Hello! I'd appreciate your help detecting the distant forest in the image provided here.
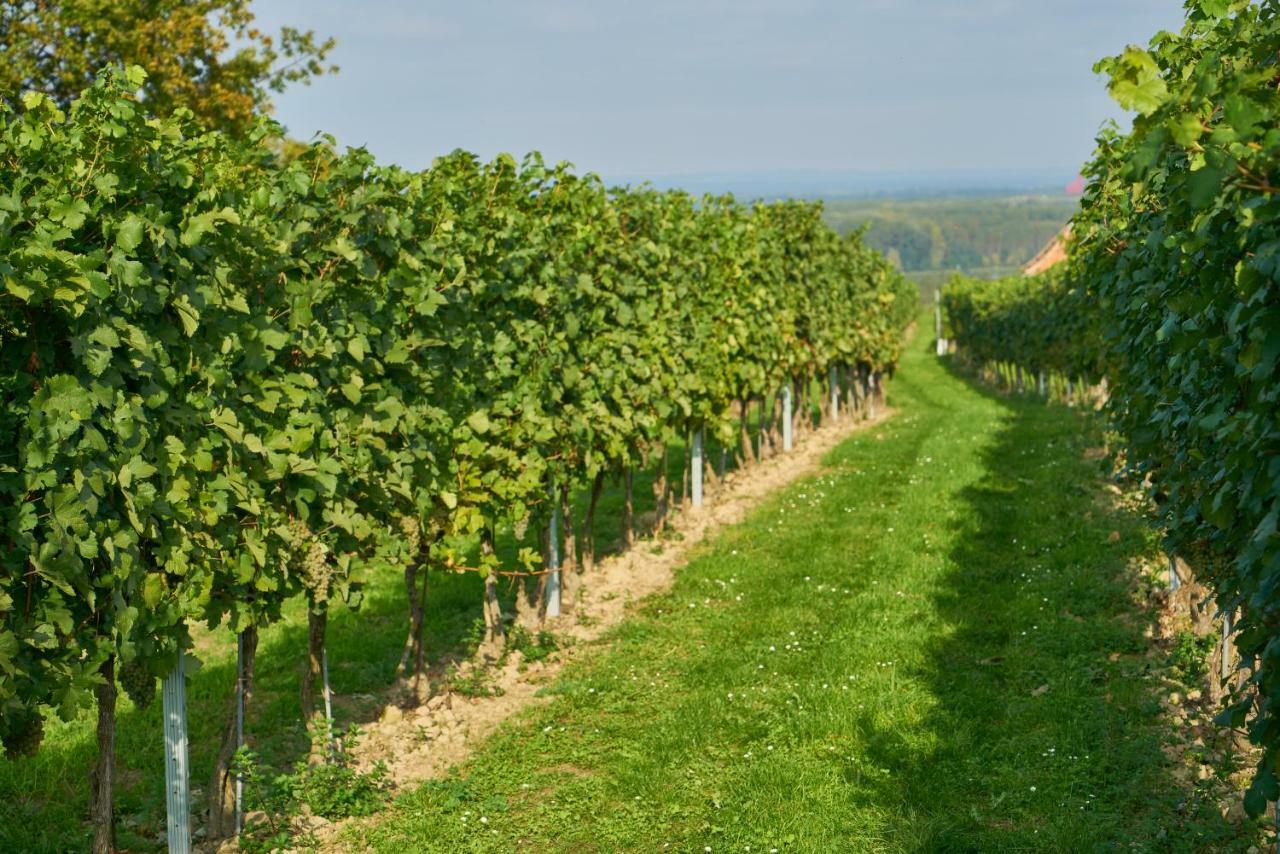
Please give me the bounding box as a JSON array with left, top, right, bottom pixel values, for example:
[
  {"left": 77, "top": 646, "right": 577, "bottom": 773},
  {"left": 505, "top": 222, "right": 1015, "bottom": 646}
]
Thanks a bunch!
[{"left": 822, "top": 195, "right": 1077, "bottom": 276}]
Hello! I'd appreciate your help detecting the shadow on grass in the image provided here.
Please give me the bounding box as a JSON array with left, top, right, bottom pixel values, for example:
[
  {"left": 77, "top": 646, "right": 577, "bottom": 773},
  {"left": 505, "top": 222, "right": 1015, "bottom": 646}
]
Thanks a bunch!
[{"left": 852, "top": 356, "right": 1247, "bottom": 851}]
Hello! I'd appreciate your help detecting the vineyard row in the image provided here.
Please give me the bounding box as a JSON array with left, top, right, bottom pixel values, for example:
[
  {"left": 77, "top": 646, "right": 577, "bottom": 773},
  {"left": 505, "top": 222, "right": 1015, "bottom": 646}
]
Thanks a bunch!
[
  {"left": 0, "top": 67, "right": 917, "bottom": 849},
  {"left": 937, "top": 0, "right": 1280, "bottom": 819}
]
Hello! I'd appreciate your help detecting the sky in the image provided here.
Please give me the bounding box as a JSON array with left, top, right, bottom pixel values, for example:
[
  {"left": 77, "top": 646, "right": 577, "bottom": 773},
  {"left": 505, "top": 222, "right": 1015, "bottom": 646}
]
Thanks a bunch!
[{"left": 253, "top": 0, "right": 1186, "bottom": 192}]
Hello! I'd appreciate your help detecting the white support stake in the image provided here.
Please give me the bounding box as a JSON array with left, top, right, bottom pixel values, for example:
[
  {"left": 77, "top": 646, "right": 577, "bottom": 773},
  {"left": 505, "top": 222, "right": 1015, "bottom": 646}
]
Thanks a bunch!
[
  {"left": 691, "top": 429, "right": 704, "bottom": 508},
  {"left": 1038, "top": 371, "right": 1046, "bottom": 398},
  {"left": 546, "top": 486, "right": 561, "bottom": 618},
  {"left": 234, "top": 633, "right": 245, "bottom": 834},
  {"left": 322, "top": 648, "right": 333, "bottom": 724},
  {"left": 829, "top": 366, "right": 839, "bottom": 423},
  {"left": 322, "top": 645, "right": 335, "bottom": 754},
  {"left": 935, "top": 293, "right": 947, "bottom": 356},
  {"left": 1168, "top": 554, "right": 1180, "bottom": 593},
  {"left": 163, "top": 649, "right": 191, "bottom": 854},
  {"left": 781, "top": 385, "right": 793, "bottom": 452},
  {"left": 1222, "top": 610, "right": 1235, "bottom": 683}
]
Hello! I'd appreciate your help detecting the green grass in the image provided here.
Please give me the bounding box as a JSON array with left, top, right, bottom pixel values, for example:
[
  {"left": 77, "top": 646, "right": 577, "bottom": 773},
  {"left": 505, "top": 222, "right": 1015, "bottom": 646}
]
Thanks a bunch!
[{"left": 344, "top": 336, "right": 1259, "bottom": 852}]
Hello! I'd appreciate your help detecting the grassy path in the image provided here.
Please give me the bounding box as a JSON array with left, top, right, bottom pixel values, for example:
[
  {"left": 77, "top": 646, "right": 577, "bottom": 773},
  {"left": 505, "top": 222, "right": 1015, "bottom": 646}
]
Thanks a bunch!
[{"left": 347, "top": 337, "right": 1247, "bottom": 852}]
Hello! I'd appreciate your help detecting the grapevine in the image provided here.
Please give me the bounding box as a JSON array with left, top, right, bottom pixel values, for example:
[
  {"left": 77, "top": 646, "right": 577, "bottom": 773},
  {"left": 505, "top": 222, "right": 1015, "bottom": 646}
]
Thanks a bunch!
[
  {"left": 941, "top": 0, "right": 1280, "bottom": 814},
  {"left": 0, "top": 66, "right": 915, "bottom": 846}
]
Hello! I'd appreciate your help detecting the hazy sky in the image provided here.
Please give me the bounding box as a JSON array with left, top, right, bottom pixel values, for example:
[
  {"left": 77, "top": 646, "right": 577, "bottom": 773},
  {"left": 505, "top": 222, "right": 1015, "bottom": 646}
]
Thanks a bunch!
[{"left": 253, "top": 0, "right": 1185, "bottom": 183}]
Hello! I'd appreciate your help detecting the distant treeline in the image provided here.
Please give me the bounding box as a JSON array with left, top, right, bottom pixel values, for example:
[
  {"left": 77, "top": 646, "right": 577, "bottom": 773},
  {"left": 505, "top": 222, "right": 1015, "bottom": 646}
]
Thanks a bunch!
[{"left": 822, "top": 195, "right": 1077, "bottom": 274}]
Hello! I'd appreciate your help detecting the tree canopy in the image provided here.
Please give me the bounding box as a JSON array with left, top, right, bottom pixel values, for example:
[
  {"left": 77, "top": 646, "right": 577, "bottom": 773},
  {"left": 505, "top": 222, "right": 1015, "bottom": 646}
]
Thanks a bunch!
[{"left": 0, "top": 0, "right": 336, "bottom": 134}]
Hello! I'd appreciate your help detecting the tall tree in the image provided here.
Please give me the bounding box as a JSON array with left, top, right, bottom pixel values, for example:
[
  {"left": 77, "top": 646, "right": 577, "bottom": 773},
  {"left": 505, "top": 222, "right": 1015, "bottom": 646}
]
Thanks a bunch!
[{"left": 0, "top": 0, "right": 336, "bottom": 133}]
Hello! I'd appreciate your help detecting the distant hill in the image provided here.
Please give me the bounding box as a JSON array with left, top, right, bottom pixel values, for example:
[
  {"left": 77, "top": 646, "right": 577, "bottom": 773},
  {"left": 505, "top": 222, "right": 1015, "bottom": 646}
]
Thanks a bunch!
[
  {"left": 820, "top": 195, "right": 1078, "bottom": 292},
  {"left": 604, "top": 169, "right": 1078, "bottom": 200}
]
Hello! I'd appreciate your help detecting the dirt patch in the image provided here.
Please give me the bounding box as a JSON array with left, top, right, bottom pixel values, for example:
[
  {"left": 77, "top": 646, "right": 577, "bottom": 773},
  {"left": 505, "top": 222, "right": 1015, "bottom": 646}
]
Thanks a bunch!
[
  {"left": 1134, "top": 547, "right": 1262, "bottom": 832},
  {"left": 545, "top": 763, "right": 595, "bottom": 778},
  {"left": 337, "top": 408, "right": 895, "bottom": 830}
]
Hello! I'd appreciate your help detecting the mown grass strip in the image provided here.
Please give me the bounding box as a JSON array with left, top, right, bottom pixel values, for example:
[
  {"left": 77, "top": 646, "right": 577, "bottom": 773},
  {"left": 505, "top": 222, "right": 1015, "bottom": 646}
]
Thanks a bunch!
[{"left": 347, "top": 337, "right": 1256, "bottom": 852}]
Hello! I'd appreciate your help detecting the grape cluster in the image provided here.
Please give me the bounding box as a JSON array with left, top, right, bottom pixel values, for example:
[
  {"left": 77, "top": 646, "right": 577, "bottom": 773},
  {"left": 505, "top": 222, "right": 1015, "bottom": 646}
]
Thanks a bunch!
[
  {"left": 301, "top": 539, "right": 331, "bottom": 604},
  {"left": 1, "top": 709, "right": 44, "bottom": 759},
  {"left": 398, "top": 515, "right": 421, "bottom": 558},
  {"left": 283, "top": 519, "right": 331, "bottom": 602},
  {"left": 119, "top": 659, "right": 156, "bottom": 711},
  {"left": 284, "top": 517, "right": 311, "bottom": 551}
]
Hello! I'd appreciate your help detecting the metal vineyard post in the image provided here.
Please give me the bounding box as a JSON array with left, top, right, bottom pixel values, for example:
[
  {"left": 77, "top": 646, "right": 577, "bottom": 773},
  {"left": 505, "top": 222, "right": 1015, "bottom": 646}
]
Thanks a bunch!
[
  {"left": 235, "top": 635, "right": 246, "bottom": 834},
  {"left": 547, "top": 486, "right": 562, "bottom": 618},
  {"left": 782, "top": 385, "right": 793, "bottom": 451},
  {"left": 935, "top": 288, "right": 948, "bottom": 356},
  {"left": 829, "top": 366, "right": 839, "bottom": 423},
  {"left": 692, "top": 429, "right": 704, "bottom": 508},
  {"left": 163, "top": 651, "right": 191, "bottom": 854}
]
